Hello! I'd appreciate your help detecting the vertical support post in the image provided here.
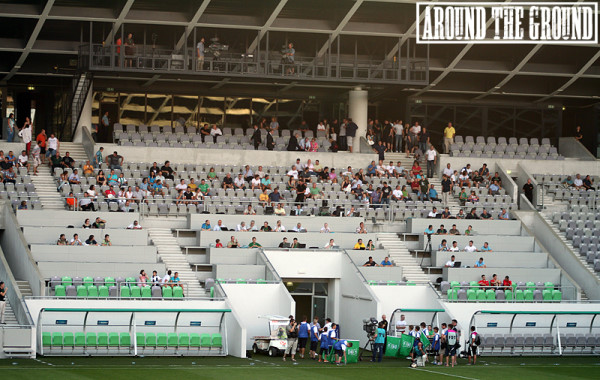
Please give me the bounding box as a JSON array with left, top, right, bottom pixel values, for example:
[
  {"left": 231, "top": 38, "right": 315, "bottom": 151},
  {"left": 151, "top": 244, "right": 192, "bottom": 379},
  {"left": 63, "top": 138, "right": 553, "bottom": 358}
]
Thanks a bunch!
[
  {"left": 89, "top": 21, "right": 93, "bottom": 69},
  {"left": 337, "top": 35, "right": 340, "bottom": 78},
  {"left": 397, "top": 36, "right": 401, "bottom": 81},
  {"left": 265, "top": 31, "right": 269, "bottom": 75},
  {"left": 183, "top": 26, "right": 188, "bottom": 71},
  {"left": 348, "top": 88, "right": 368, "bottom": 153},
  {"left": 144, "top": 93, "right": 147, "bottom": 124},
  {"left": 171, "top": 94, "right": 174, "bottom": 128}
]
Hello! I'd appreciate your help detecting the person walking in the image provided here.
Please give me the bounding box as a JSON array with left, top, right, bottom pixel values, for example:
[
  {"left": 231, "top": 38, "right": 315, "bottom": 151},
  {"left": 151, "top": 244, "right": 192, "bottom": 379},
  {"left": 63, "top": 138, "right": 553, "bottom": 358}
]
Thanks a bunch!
[
  {"left": 426, "top": 145, "right": 437, "bottom": 178},
  {"left": 251, "top": 125, "right": 262, "bottom": 150},
  {"left": 443, "top": 122, "right": 455, "bottom": 154},
  {"left": 19, "top": 117, "right": 33, "bottom": 155}
]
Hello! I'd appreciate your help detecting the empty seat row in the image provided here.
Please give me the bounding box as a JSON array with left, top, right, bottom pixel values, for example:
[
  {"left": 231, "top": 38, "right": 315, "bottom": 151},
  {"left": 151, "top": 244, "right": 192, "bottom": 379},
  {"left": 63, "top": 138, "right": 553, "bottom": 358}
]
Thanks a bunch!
[
  {"left": 42, "top": 332, "right": 223, "bottom": 350},
  {"left": 446, "top": 288, "right": 562, "bottom": 302},
  {"left": 52, "top": 284, "right": 184, "bottom": 299},
  {"left": 443, "top": 280, "right": 555, "bottom": 292},
  {"left": 455, "top": 136, "right": 552, "bottom": 147}
]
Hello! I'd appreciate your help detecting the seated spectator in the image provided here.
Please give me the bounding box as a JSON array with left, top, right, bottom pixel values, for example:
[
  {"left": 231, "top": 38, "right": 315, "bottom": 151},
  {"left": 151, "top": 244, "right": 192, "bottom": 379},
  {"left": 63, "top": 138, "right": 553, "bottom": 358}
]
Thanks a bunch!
[
  {"left": 138, "top": 270, "right": 148, "bottom": 287},
  {"left": 227, "top": 236, "right": 239, "bottom": 248},
  {"left": 467, "top": 191, "right": 479, "bottom": 203},
  {"left": 583, "top": 175, "right": 595, "bottom": 190},
  {"left": 259, "top": 189, "right": 269, "bottom": 207},
  {"left": 291, "top": 223, "right": 306, "bottom": 233},
  {"left": 101, "top": 234, "right": 112, "bottom": 246},
  {"left": 478, "top": 275, "right": 490, "bottom": 288},
  {"left": 442, "top": 163, "right": 453, "bottom": 178},
  {"left": 151, "top": 271, "right": 161, "bottom": 285},
  {"left": 458, "top": 170, "right": 470, "bottom": 188},
  {"left": 309, "top": 183, "right": 323, "bottom": 199},
  {"left": 424, "top": 225, "right": 434, "bottom": 235},
  {"left": 466, "top": 208, "right": 479, "bottom": 220},
  {"left": 498, "top": 208, "right": 510, "bottom": 220},
  {"left": 491, "top": 172, "right": 502, "bottom": 186},
  {"left": 458, "top": 188, "right": 468, "bottom": 206},
  {"left": 268, "top": 188, "right": 283, "bottom": 205},
  {"left": 274, "top": 220, "right": 286, "bottom": 232},
  {"left": 488, "top": 180, "right": 500, "bottom": 195},
  {"left": 222, "top": 173, "right": 234, "bottom": 189},
  {"left": 171, "top": 272, "right": 183, "bottom": 292},
  {"left": 445, "top": 255, "right": 456, "bottom": 267},
  {"left": 562, "top": 176, "right": 574, "bottom": 187},
  {"left": 356, "top": 222, "right": 367, "bottom": 234},
  {"left": 260, "top": 222, "right": 273, "bottom": 232},
  {"left": 279, "top": 237, "right": 291, "bottom": 248},
  {"left": 201, "top": 219, "right": 211, "bottom": 230},
  {"left": 236, "top": 222, "right": 248, "bottom": 231},
  {"left": 428, "top": 207, "right": 439, "bottom": 218},
  {"left": 49, "top": 152, "right": 62, "bottom": 170},
  {"left": 502, "top": 276, "right": 512, "bottom": 289},
  {"left": 82, "top": 219, "right": 92, "bottom": 229},
  {"left": 449, "top": 241, "right": 459, "bottom": 252},
  {"left": 244, "top": 205, "right": 256, "bottom": 215},
  {"left": 441, "top": 207, "right": 452, "bottom": 219},
  {"left": 345, "top": 206, "right": 357, "bottom": 217},
  {"left": 127, "top": 220, "right": 142, "bottom": 229},
  {"left": 428, "top": 185, "right": 440, "bottom": 202},
  {"left": 274, "top": 203, "right": 286, "bottom": 216},
  {"left": 380, "top": 257, "right": 392, "bottom": 266},
  {"left": 353, "top": 239, "right": 366, "bottom": 250},
  {"left": 448, "top": 224, "right": 460, "bottom": 235},
  {"left": 234, "top": 174, "right": 246, "bottom": 190},
  {"left": 474, "top": 257, "right": 486, "bottom": 268},
  {"left": 213, "top": 220, "right": 227, "bottom": 231},
  {"left": 251, "top": 175, "right": 262, "bottom": 190},
  {"left": 573, "top": 174, "right": 584, "bottom": 189},
  {"left": 480, "top": 209, "right": 492, "bottom": 219},
  {"left": 62, "top": 152, "right": 75, "bottom": 169},
  {"left": 481, "top": 242, "right": 492, "bottom": 251},
  {"left": 456, "top": 209, "right": 466, "bottom": 219},
  {"left": 490, "top": 274, "right": 501, "bottom": 288},
  {"left": 363, "top": 256, "right": 379, "bottom": 267},
  {"left": 248, "top": 220, "right": 259, "bottom": 231},
  {"left": 320, "top": 223, "right": 331, "bottom": 233},
  {"left": 392, "top": 185, "right": 405, "bottom": 201},
  {"left": 471, "top": 170, "right": 484, "bottom": 188},
  {"left": 85, "top": 235, "right": 98, "bottom": 246},
  {"left": 290, "top": 238, "right": 302, "bottom": 248},
  {"left": 248, "top": 237, "right": 262, "bottom": 248},
  {"left": 366, "top": 239, "right": 375, "bottom": 250},
  {"left": 436, "top": 225, "right": 448, "bottom": 235},
  {"left": 198, "top": 179, "right": 210, "bottom": 196},
  {"left": 82, "top": 160, "right": 94, "bottom": 177},
  {"left": 352, "top": 184, "right": 365, "bottom": 201},
  {"left": 92, "top": 217, "right": 106, "bottom": 229},
  {"left": 57, "top": 234, "right": 68, "bottom": 245},
  {"left": 438, "top": 239, "right": 449, "bottom": 251},
  {"left": 3, "top": 167, "right": 16, "bottom": 184},
  {"left": 215, "top": 239, "right": 223, "bottom": 248},
  {"left": 70, "top": 234, "right": 83, "bottom": 246},
  {"left": 106, "top": 151, "right": 123, "bottom": 170},
  {"left": 464, "top": 240, "right": 478, "bottom": 252},
  {"left": 464, "top": 225, "right": 474, "bottom": 235},
  {"left": 161, "top": 270, "right": 172, "bottom": 287}
]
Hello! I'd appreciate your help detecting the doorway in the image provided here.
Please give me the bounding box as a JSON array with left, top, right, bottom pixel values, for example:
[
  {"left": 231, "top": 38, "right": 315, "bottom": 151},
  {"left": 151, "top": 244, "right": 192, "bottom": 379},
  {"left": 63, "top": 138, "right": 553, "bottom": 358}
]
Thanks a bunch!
[
  {"left": 286, "top": 281, "right": 328, "bottom": 321},
  {"left": 292, "top": 295, "right": 311, "bottom": 320},
  {"left": 99, "top": 102, "right": 119, "bottom": 143}
]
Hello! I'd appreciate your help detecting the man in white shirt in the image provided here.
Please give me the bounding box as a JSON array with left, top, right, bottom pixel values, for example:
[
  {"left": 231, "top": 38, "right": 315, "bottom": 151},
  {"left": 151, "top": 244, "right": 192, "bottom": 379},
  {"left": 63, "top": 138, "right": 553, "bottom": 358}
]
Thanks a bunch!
[
  {"left": 443, "top": 163, "right": 453, "bottom": 178},
  {"left": 445, "top": 255, "right": 456, "bottom": 267},
  {"left": 287, "top": 166, "right": 299, "bottom": 180},
  {"left": 127, "top": 220, "right": 142, "bottom": 229},
  {"left": 449, "top": 241, "right": 460, "bottom": 252},
  {"left": 464, "top": 240, "right": 478, "bottom": 252},
  {"left": 46, "top": 134, "right": 59, "bottom": 158},
  {"left": 324, "top": 239, "right": 336, "bottom": 249},
  {"left": 69, "top": 234, "right": 84, "bottom": 246},
  {"left": 209, "top": 124, "right": 222, "bottom": 143},
  {"left": 426, "top": 145, "right": 437, "bottom": 178},
  {"left": 292, "top": 223, "right": 306, "bottom": 232},
  {"left": 236, "top": 222, "right": 248, "bottom": 231},
  {"left": 175, "top": 179, "right": 187, "bottom": 191},
  {"left": 394, "top": 120, "right": 404, "bottom": 152},
  {"left": 256, "top": 166, "right": 265, "bottom": 179},
  {"left": 161, "top": 270, "right": 172, "bottom": 286},
  {"left": 395, "top": 314, "right": 407, "bottom": 336},
  {"left": 573, "top": 174, "right": 584, "bottom": 189},
  {"left": 213, "top": 220, "right": 227, "bottom": 231},
  {"left": 392, "top": 185, "right": 403, "bottom": 201},
  {"left": 428, "top": 207, "right": 438, "bottom": 218},
  {"left": 234, "top": 174, "right": 246, "bottom": 190},
  {"left": 320, "top": 223, "right": 331, "bottom": 233}
]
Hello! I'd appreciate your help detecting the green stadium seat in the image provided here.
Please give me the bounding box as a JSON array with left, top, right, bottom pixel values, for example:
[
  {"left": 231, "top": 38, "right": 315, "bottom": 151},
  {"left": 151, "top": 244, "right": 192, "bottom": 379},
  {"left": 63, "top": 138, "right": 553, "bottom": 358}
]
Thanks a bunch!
[
  {"left": 211, "top": 333, "right": 223, "bottom": 348},
  {"left": 136, "top": 333, "right": 145, "bottom": 347},
  {"left": 97, "top": 332, "right": 109, "bottom": 346},
  {"left": 87, "top": 285, "right": 98, "bottom": 298},
  {"left": 98, "top": 285, "right": 109, "bottom": 298},
  {"left": 63, "top": 332, "right": 74, "bottom": 347},
  {"left": 104, "top": 277, "right": 116, "bottom": 288},
  {"left": 552, "top": 290, "right": 562, "bottom": 301},
  {"left": 505, "top": 289, "right": 513, "bottom": 300},
  {"left": 210, "top": 287, "right": 215, "bottom": 298},
  {"left": 74, "top": 332, "right": 85, "bottom": 347},
  {"left": 476, "top": 289, "right": 486, "bottom": 301},
  {"left": 467, "top": 289, "right": 476, "bottom": 301},
  {"left": 386, "top": 281, "right": 397, "bottom": 286},
  {"left": 236, "top": 278, "right": 246, "bottom": 284},
  {"left": 83, "top": 276, "right": 94, "bottom": 286},
  {"left": 141, "top": 286, "right": 151, "bottom": 298},
  {"left": 524, "top": 289, "right": 534, "bottom": 301},
  {"left": 406, "top": 281, "right": 416, "bottom": 286},
  {"left": 450, "top": 288, "right": 458, "bottom": 300},
  {"left": 450, "top": 281, "right": 460, "bottom": 289},
  {"left": 157, "top": 333, "right": 168, "bottom": 347},
  {"left": 368, "top": 280, "right": 377, "bottom": 285},
  {"left": 544, "top": 282, "right": 554, "bottom": 290},
  {"left": 179, "top": 333, "right": 190, "bottom": 347},
  {"left": 469, "top": 281, "right": 479, "bottom": 288},
  {"left": 76, "top": 285, "right": 88, "bottom": 297},
  {"left": 256, "top": 279, "right": 266, "bottom": 284},
  {"left": 543, "top": 289, "right": 553, "bottom": 301},
  {"left": 55, "top": 285, "right": 66, "bottom": 297},
  {"left": 486, "top": 289, "right": 496, "bottom": 301},
  {"left": 51, "top": 332, "right": 63, "bottom": 347},
  {"left": 162, "top": 287, "right": 173, "bottom": 298},
  {"left": 189, "top": 333, "right": 200, "bottom": 347},
  {"left": 61, "top": 276, "right": 72, "bottom": 286},
  {"left": 85, "top": 332, "right": 97, "bottom": 347},
  {"left": 515, "top": 289, "right": 524, "bottom": 301},
  {"left": 108, "top": 332, "right": 119, "bottom": 346},
  {"left": 173, "top": 286, "right": 183, "bottom": 298},
  {"left": 168, "top": 333, "right": 178, "bottom": 347},
  {"left": 120, "top": 333, "right": 131, "bottom": 347},
  {"left": 42, "top": 332, "right": 51, "bottom": 347},
  {"left": 526, "top": 282, "right": 536, "bottom": 291},
  {"left": 200, "top": 333, "right": 211, "bottom": 347},
  {"left": 446, "top": 289, "right": 452, "bottom": 300},
  {"left": 145, "top": 333, "right": 157, "bottom": 347},
  {"left": 120, "top": 286, "right": 131, "bottom": 298},
  {"left": 126, "top": 277, "right": 136, "bottom": 285},
  {"left": 130, "top": 286, "right": 141, "bottom": 298}
]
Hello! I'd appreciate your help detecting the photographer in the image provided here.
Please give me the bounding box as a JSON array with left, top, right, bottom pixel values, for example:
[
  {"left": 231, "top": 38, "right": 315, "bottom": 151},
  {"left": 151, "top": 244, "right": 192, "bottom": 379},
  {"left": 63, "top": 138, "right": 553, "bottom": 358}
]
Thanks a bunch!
[
  {"left": 371, "top": 321, "right": 386, "bottom": 362},
  {"left": 283, "top": 316, "right": 298, "bottom": 362}
]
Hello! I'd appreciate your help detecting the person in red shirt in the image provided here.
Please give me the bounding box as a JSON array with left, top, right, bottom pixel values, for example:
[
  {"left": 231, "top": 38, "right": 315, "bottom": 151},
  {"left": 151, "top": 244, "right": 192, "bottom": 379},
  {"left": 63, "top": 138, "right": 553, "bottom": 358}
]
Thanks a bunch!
[
  {"left": 478, "top": 275, "right": 490, "bottom": 288},
  {"left": 411, "top": 160, "right": 422, "bottom": 178},
  {"left": 215, "top": 239, "right": 223, "bottom": 248},
  {"left": 502, "top": 275, "right": 512, "bottom": 290}
]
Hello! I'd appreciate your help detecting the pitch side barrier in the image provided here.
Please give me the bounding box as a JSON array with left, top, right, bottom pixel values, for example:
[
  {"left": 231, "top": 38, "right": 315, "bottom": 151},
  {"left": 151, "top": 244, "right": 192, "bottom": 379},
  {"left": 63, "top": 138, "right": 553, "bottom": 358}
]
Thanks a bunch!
[{"left": 468, "top": 310, "right": 600, "bottom": 356}]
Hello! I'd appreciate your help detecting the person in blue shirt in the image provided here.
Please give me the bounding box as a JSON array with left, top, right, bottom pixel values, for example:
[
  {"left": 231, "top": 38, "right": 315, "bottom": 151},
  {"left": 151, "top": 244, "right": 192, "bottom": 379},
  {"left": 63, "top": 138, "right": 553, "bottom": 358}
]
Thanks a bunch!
[
  {"left": 201, "top": 219, "right": 211, "bottom": 231},
  {"left": 380, "top": 257, "right": 393, "bottom": 266},
  {"left": 318, "top": 327, "right": 329, "bottom": 362},
  {"left": 309, "top": 317, "right": 321, "bottom": 359},
  {"left": 372, "top": 321, "right": 386, "bottom": 362},
  {"left": 438, "top": 239, "right": 449, "bottom": 251},
  {"left": 367, "top": 160, "right": 377, "bottom": 177},
  {"left": 481, "top": 242, "right": 492, "bottom": 252},
  {"left": 297, "top": 316, "right": 310, "bottom": 359},
  {"left": 474, "top": 257, "right": 487, "bottom": 268},
  {"left": 498, "top": 208, "right": 510, "bottom": 220},
  {"left": 432, "top": 326, "right": 442, "bottom": 365},
  {"left": 334, "top": 339, "right": 353, "bottom": 365},
  {"left": 428, "top": 184, "right": 440, "bottom": 201},
  {"left": 424, "top": 225, "right": 434, "bottom": 235}
]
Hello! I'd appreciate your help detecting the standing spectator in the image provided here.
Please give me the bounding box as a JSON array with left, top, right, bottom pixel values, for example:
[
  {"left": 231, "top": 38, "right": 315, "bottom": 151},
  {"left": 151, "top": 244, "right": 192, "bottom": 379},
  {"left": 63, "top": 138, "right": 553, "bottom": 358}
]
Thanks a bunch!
[
  {"left": 18, "top": 117, "right": 32, "bottom": 154},
  {"left": 101, "top": 111, "right": 110, "bottom": 142},
  {"left": 523, "top": 178, "right": 534, "bottom": 204},
  {"left": 373, "top": 140, "right": 386, "bottom": 162},
  {"left": 124, "top": 33, "right": 135, "bottom": 67},
  {"left": 0, "top": 281, "right": 5, "bottom": 324},
  {"left": 346, "top": 118, "right": 358, "bottom": 153},
  {"left": 418, "top": 126, "right": 430, "bottom": 154},
  {"left": 283, "top": 316, "right": 298, "bottom": 362},
  {"left": 266, "top": 129, "right": 275, "bottom": 151},
  {"left": 287, "top": 133, "right": 301, "bottom": 151},
  {"left": 6, "top": 113, "right": 16, "bottom": 142},
  {"left": 574, "top": 125, "right": 583, "bottom": 142},
  {"left": 441, "top": 174, "right": 452, "bottom": 205},
  {"left": 284, "top": 42, "right": 295, "bottom": 74},
  {"left": 426, "top": 145, "right": 437, "bottom": 178},
  {"left": 34, "top": 129, "right": 47, "bottom": 164},
  {"left": 251, "top": 125, "right": 261, "bottom": 150},
  {"left": 394, "top": 120, "right": 404, "bottom": 153},
  {"left": 196, "top": 37, "right": 205, "bottom": 70},
  {"left": 443, "top": 122, "right": 455, "bottom": 154},
  {"left": 94, "top": 147, "right": 104, "bottom": 168}
]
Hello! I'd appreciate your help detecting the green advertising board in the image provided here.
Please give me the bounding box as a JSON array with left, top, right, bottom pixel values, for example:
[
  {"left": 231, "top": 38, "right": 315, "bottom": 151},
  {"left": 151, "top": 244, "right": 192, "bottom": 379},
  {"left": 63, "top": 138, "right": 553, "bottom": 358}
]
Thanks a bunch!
[
  {"left": 385, "top": 336, "right": 401, "bottom": 357},
  {"left": 398, "top": 334, "right": 415, "bottom": 357},
  {"left": 346, "top": 340, "right": 360, "bottom": 363}
]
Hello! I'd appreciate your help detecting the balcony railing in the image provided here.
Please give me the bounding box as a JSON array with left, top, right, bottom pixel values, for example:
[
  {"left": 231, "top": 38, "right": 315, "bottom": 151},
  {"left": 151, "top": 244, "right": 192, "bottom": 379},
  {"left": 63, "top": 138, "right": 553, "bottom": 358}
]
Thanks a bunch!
[{"left": 79, "top": 44, "right": 428, "bottom": 85}]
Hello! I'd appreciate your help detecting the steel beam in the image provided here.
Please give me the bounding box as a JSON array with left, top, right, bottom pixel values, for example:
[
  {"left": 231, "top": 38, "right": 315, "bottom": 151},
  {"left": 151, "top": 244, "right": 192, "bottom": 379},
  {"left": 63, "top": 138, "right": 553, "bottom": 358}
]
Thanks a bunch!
[
  {"left": 247, "top": 0, "right": 288, "bottom": 54},
  {"left": 104, "top": 0, "right": 136, "bottom": 44},
  {"left": 174, "top": 0, "right": 212, "bottom": 51},
  {"left": 315, "top": 0, "right": 364, "bottom": 58}
]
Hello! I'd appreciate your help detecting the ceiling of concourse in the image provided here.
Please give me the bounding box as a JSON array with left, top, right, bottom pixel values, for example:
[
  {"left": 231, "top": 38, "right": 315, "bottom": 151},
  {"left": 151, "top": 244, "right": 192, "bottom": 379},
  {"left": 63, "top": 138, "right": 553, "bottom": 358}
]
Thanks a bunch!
[{"left": 0, "top": 0, "right": 597, "bottom": 106}]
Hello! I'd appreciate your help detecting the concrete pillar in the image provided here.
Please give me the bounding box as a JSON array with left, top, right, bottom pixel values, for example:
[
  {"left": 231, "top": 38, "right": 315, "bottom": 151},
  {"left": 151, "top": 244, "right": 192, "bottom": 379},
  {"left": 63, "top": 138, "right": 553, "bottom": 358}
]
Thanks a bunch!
[
  {"left": 73, "top": 80, "right": 93, "bottom": 143},
  {"left": 348, "top": 87, "right": 368, "bottom": 153}
]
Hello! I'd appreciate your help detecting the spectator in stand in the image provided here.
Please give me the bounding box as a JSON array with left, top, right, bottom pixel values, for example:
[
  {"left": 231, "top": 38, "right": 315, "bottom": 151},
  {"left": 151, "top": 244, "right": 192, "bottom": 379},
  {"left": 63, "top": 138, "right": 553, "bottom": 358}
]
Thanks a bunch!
[
  {"left": 441, "top": 207, "right": 452, "bottom": 219},
  {"left": 480, "top": 209, "right": 492, "bottom": 219},
  {"left": 127, "top": 220, "right": 142, "bottom": 229},
  {"left": 438, "top": 239, "right": 449, "bottom": 251},
  {"left": 363, "top": 256, "right": 379, "bottom": 267},
  {"left": 441, "top": 174, "right": 452, "bottom": 205},
  {"left": 490, "top": 274, "right": 501, "bottom": 288},
  {"left": 210, "top": 124, "right": 222, "bottom": 143},
  {"left": 436, "top": 225, "right": 448, "bottom": 234},
  {"left": 366, "top": 239, "right": 375, "bottom": 250},
  {"left": 425, "top": 145, "right": 437, "bottom": 178},
  {"left": 466, "top": 208, "right": 480, "bottom": 220},
  {"left": 354, "top": 239, "right": 366, "bottom": 250},
  {"left": 85, "top": 235, "right": 98, "bottom": 246},
  {"left": 248, "top": 237, "right": 262, "bottom": 248},
  {"left": 279, "top": 237, "right": 291, "bottom": 248},
  {"left": 467, "top": 191, "right": 479, "bottom": 203},
  {"left": 227, "top": 236, "right": 239, "bottom": 248},
  {"left": 464, "top": 240, "right": 478, "bottom": 252},
  {"left": 106, "top": 151, "right": 123, "bottom": 170},
  {"left": 260, "top": 221, "right": 273, "bottom": 232},
  {"left": 222, "top": 173, "right": 234, "bottom": 189},
  {"left": 522, "top": 178, "right": 534, "bottom": 203},
  {"left": 449, "top": 241, "right": 459, "bottom": 252},
  {"left": 356, "top": 222, "right": 367, "bottom": 234},
  {"left": 445, "top": 255, "right": 456, "bottom": 267},
  {"left": 474, "top": 257, "right": 486, "bottom": 268},
  {"left": 573, "top": 174, "right": 584, "bottom": 190},
  {"left": 380, "top": 257, "right": 392, "bottom": 266},
  {"left": 458, "top": 187, "right": 468, "bottom": 206},
  {"left": 274, "top": 203, "right": 286, "bottom": 216},
  {"left": 57, "top": 234, "right": 68, "bottom": 245},
  {"left": 449, "top": 224, "right": 460, "bottom": 235},
  {"left": 498, "top": 208, "right": 510, "bottom": 220},
  {"left": 583, "top": 175, "right": 595, "bottom": 190},
  {"left": 428, "top": 184, "right": 440, "bottom": 202},
  {"left": 320, "top": 223, "right": 331, "bottom": 233},
  {"left": 101, "top": 234, "right": 112, "bottom": 246},
  {"left": 443, "top": 122, "right": 455, "bottom": 154},
  {"left": 481, "top": 242, "right": 492, "bottom": 251},
  {"left": 478, "top": 275, "right": 490, "bottom": 289},
  {"left": 488, "top": 180, "right": 500, "bottom": 195},
  {"left": 213, "top": 220, "right": 227, "bottom": 231},
  {"left": 502, "top": 276, "right": 512, "bottom": 290},
  {"left": 70, "top": 234, "right": 83, "bottom": 246},
  {"left": 464, "top": 225, "right": 474, "bottom": 235}
]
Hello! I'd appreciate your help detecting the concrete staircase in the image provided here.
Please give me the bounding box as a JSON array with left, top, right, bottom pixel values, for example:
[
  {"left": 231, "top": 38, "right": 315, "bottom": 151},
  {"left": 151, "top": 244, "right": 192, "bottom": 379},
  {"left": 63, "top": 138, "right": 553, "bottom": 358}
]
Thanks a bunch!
[
  {"left": 59, "top": 142, "right": 88, "bottom": 162},
  {"left": 16, "top": 281, "right": 32, "bottom": 298},
  {"left": 428, "top": 176, "right": 462, "bottom": 214},
  {"left": 377, "top": 232, "right": 429, "bottom": 283},
  {"left": 31, "top": 164, "right": 64, "bottom": 210},
  {"left": 148, "top": 228, "right": 205, "bottom": 298},
  {"left": 1, "top": 300, "right": 18, "bottom": 325}
]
